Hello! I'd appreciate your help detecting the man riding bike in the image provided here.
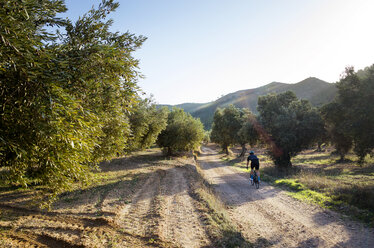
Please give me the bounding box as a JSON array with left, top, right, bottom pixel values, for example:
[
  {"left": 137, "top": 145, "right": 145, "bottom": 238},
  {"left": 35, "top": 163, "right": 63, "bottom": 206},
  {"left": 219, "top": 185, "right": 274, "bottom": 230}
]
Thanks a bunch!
[{"left": 246, "top": 151, "right": 260, "bottom": 183}]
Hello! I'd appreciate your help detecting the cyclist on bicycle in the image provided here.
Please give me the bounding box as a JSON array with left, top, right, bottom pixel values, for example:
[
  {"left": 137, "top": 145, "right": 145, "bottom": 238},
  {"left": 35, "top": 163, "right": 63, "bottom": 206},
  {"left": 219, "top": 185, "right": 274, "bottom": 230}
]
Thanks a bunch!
[{"left": 246, "top": 151, "right": 260, "bottom": 183}]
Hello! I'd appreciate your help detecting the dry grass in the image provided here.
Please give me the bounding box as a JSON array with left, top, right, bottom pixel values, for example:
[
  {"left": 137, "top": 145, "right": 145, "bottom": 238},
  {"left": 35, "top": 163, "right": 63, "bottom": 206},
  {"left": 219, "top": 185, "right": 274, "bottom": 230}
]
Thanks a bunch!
[
  {"left": 227, "top": 146, "right": 374, "bottom": 226},
  {"left": 265, "top": 149, "right": 374, "bottom": 226}
]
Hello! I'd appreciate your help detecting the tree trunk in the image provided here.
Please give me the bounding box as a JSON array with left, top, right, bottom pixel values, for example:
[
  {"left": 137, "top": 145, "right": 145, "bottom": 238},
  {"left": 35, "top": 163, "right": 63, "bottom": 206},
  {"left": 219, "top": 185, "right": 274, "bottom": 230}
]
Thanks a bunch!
[
  {"left": 275, "top": 153, "right": 292, "bottom": 168},
  {"left": 239, "top": 144, "right": 247, "bottom": 157},
  {"left": 167, "top": 147, "right": 173, "bottom": 156},
  {"left": 223, "top": 144, "right": 231, "bottom": 155},
  {"left": 338, "top": 153, "right": 345, "bottom": 162}
]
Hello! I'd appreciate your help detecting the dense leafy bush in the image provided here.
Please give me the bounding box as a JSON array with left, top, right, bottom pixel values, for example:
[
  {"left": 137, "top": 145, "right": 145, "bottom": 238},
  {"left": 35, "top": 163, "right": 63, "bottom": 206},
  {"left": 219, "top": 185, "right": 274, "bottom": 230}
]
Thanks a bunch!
[
  {"left": 322, "top": 65, "right": 374, "bottom": 163},
  {"left": 0, "top": 0, "right": 145, "bottom": 203},
  {"left": 157, "top": 108, "right": 204, "bottom": 155},
  {"left": 211, "top": 105, "right": 246, "bottom": 154},
  {"left": 127, "top": 99, "right": 168, "bottom": 151},
  {"left": 257, "top": 91, "right": 324, "bottom": 167}
]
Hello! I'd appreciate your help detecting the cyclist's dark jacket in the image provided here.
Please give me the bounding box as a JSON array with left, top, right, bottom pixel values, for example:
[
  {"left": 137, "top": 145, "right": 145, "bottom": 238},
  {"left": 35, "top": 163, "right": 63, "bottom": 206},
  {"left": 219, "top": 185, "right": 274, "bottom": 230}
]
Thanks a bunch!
[{"left": 247, "top": 154, "right": 259, "bottom": 167}]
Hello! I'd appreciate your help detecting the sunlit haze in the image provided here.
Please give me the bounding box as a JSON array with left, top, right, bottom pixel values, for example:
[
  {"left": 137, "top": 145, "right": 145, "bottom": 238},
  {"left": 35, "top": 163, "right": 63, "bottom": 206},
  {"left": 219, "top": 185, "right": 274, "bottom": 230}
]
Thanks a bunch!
[{"left": 64, "top": 0, "right": 374, "bottom": 105}]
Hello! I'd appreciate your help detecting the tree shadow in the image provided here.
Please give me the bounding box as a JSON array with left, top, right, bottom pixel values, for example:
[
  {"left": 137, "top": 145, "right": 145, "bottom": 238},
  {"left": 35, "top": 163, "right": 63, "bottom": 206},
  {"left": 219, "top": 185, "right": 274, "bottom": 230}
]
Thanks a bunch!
[
  {"left": 296, "top": 237, "right": 323, "bottom": 248},
  {"left": 311, "top": 208, "right": 374, "bottom": 247},
  {"left": 99, "top": 151, "right": 166, "bottom": 172},
  {"left": 292, "top": 154, "right": 333, "bottom": 164}
]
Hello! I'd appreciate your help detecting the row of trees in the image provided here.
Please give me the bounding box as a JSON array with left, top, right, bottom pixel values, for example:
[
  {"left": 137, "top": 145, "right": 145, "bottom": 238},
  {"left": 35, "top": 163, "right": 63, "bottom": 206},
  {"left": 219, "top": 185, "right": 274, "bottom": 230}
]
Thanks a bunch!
[
  {"left": 322, "top": 66, "right": 374, "bottom": 163},
  {"left": 211, "top": 92, "right": 324, "bottom": 167},
  {"left": 211, "top": 65, "right": 374, "bottom": 167},
  {"left": 1, "top": 0, "right": 142, "bottom": 202},
  {"left": 0, "top": 0, "right": 204, "bottom": 204},
  {"left": 128, "top": 100, "right": 205, "bottom": 156}
]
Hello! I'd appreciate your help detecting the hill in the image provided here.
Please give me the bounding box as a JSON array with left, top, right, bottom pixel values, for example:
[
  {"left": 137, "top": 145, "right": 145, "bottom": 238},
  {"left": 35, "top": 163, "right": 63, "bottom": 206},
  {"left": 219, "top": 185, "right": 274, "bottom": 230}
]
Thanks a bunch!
[
  {"left": 162, "top": 77, "right": 337, "bottom": 129},
  {"left": 158, "top": 102, "right": 206, "bottom": 113}
]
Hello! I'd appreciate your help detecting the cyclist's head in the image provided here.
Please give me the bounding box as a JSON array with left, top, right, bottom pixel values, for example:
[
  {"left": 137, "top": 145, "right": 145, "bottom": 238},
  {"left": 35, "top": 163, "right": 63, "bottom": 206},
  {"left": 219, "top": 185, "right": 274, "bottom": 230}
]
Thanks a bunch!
[{"left": 249, "top": 151, "right": 254, "bottom": 155}]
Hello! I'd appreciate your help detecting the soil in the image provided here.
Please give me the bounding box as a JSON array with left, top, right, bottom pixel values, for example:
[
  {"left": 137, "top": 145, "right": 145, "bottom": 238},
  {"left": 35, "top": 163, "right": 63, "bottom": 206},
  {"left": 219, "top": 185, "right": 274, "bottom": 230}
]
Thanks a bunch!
[
  {"left": 0, "top": 150, "right": 209, "bottom": 248},
  {"left": 197, "top": 145, "right": 374, "bottom": 248},
  {"left": 1, "top": 146, "right": 373, "bottom": 247}
]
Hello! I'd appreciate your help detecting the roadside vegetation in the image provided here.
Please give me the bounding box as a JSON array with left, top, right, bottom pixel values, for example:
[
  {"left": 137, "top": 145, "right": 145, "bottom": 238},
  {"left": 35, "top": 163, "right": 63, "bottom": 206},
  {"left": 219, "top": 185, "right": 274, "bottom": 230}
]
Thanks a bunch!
[{"left": 265, "top": 151, "right": 374, "bottom": 226}]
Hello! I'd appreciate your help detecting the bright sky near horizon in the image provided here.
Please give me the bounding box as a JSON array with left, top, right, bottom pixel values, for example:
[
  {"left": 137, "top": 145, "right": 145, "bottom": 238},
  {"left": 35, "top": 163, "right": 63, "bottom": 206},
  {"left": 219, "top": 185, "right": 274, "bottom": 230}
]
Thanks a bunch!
[{"left": 64, "top": 0, "right": 374, "bottom": 105}]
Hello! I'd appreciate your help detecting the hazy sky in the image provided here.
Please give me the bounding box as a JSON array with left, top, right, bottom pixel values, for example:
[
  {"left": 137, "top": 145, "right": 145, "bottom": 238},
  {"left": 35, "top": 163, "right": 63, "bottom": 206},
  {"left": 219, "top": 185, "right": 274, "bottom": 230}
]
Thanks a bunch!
[{"left": 64, "top": 0, "right": 374, "bottom": 105}]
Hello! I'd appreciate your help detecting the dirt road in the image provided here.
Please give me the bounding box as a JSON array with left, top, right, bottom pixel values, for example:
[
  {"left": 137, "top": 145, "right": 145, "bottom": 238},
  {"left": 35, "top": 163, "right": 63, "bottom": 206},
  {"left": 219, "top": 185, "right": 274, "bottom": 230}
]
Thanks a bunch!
[
  {"left": 197, "top": 146, "right": 374, "bottom": 247},
  {"left": 2, "top": 147, "right": 373, "bottom": 247},
  {"left": 0, "top": 150, "right": 210, "bottom": 248},
  {"left": 117, "top": 164, "right": 209, "bottom": 248}
]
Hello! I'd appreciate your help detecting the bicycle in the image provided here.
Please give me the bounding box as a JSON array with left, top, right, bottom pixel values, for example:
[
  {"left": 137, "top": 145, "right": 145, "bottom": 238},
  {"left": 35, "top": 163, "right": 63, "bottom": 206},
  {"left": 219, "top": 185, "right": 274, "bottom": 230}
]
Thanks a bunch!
[{"left": 250, "top": 171, "right": 260, "bottom": 189}]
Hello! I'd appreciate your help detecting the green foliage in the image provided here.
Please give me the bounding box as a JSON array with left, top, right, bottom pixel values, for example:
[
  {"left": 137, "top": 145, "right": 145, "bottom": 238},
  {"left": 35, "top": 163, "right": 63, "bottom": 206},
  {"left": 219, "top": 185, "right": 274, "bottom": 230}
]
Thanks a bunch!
[
  {"left": 258, "top": 91, "right": 325, "bottom": 167},
  {"left": 321, "top": 102, "right": 352, "bottom": 160},
  {"left": 210, "top": 105, "right": 247, "bottom": 154},
  {"left": 237, "top": 111, "right": 259, "bottom": 147},
  {"left": 156, "top": 108, "right": 204, "bottom": 155},
  {"left": 203, "top": 130, "right": 211, "bottom": 143},
  {"left": 322, "top": 65, "right": 374, "bottom": 162},
  {"left": 127, "top": 98, "right": 168, "bottom": 151},
  {"left": 0, "top": 0, "right": 145, "bottom": 204}
]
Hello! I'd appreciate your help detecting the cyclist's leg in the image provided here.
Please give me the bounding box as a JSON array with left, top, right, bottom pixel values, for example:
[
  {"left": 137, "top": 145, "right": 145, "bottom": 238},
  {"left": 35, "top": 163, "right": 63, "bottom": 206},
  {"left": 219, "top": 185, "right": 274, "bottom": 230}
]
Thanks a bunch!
[
  {"left": 250, "top": 166, "right": 254, "bottom": 181},
  {"left": 256, "top": 164, "right": 260, "bottom": 182}
]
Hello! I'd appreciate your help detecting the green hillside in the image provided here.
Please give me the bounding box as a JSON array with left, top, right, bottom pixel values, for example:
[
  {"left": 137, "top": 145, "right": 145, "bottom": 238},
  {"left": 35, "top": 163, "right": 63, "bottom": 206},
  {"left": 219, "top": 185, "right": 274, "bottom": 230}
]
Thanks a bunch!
[
  {"left": 161, "top": 77, "right": 337, "bottom": 129},
  {"left": 159, "top": 102, "right": 206, "bottom": 113}
]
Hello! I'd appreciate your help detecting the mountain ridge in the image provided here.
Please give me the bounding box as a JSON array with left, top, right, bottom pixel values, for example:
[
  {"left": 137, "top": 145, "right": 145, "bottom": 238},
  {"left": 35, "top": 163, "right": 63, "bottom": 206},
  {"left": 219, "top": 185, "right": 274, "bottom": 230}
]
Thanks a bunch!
[{"left": 159, "top": 77, "right": 337, "bottom": 129}]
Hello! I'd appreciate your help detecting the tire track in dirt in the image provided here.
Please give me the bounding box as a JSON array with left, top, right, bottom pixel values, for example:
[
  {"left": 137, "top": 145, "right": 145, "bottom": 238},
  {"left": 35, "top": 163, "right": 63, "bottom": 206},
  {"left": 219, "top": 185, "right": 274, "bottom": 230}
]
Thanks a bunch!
[
  {"left": 0, "top": 199, "right": 151, "bottom": 247},
  {"left": 157, "top": 166, "right": 209, "bottom": 248},
  {"left": 198, "top": 146, "right": 374, "bottom": 248},
  {"left": 0, "top": 207, "right": 118, "bottom": 248},
  {"left": 117, "top": 164, "right": 210, "bottom": 247},
  {"left": 0, "top": 203, "right": 112, "bottom": 246},
  {"left": 117, "top": 169, "right": 164, "bottom": 240},
  {"left": 1, "top": 151, "right": 208, "bottom": 247}
]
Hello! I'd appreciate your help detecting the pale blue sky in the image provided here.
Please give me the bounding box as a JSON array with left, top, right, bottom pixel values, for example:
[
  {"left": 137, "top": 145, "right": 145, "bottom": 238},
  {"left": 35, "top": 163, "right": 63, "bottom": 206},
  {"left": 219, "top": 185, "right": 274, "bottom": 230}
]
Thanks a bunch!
[{"left": 64, "top": 0, "right": 374, "bottom": 104}]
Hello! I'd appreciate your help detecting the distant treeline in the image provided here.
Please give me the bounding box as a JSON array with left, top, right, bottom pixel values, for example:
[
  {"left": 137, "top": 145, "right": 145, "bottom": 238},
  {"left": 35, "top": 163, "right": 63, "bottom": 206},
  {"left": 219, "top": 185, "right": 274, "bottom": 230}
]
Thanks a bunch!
[{"left": 211, "top": 65, "right": 374, "bottom": 167}]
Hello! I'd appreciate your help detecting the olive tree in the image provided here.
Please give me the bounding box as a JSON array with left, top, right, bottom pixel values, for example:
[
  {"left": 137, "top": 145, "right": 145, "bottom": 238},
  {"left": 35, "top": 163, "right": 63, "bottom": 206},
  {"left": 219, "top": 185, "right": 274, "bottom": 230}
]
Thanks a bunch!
[
  {"left": 157, "top": 108, "right": 204, "bottom": 156},
  {"left": 127, "top": 98, "right": 168, "bottom": 151},
  {"left": 0, "top": 0, "right": 145, "bottom": 204},
  {"left": 237, "top": 112, "right": 260, "bottom": 157},
  {"left": 210, "top": 105, "right": 245, "bottom": 155},
  {"left": 321, "top": 65, "right": 374, "bottom": 163},
  {"left": 258, "top": 91, "right": 324, "bottom": 167}
]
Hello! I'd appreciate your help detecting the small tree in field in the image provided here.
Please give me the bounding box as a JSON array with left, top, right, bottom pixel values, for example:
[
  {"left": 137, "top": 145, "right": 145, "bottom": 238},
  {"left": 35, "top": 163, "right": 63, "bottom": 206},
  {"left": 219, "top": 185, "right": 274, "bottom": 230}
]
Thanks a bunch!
[
  {"left": 237, "top": 111, "right": 260, "bottom": 157},
  {"left": 157, "top": 108, "right": 204, "bottom": 155},
  {"left": 258, "top": 91, "right": 324, "bottom": 167},
  {"left": 322, "top": 65, "right": 374, "bottom": 163},
  {"left": 321, "top": 102, "right": 352, "bottom": 160},
  {"left": 127, "top": 98, "right": 168, "bottom": 152},
  {"left": 210, "top": 105, "right": 244, "bottom": 155}
]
